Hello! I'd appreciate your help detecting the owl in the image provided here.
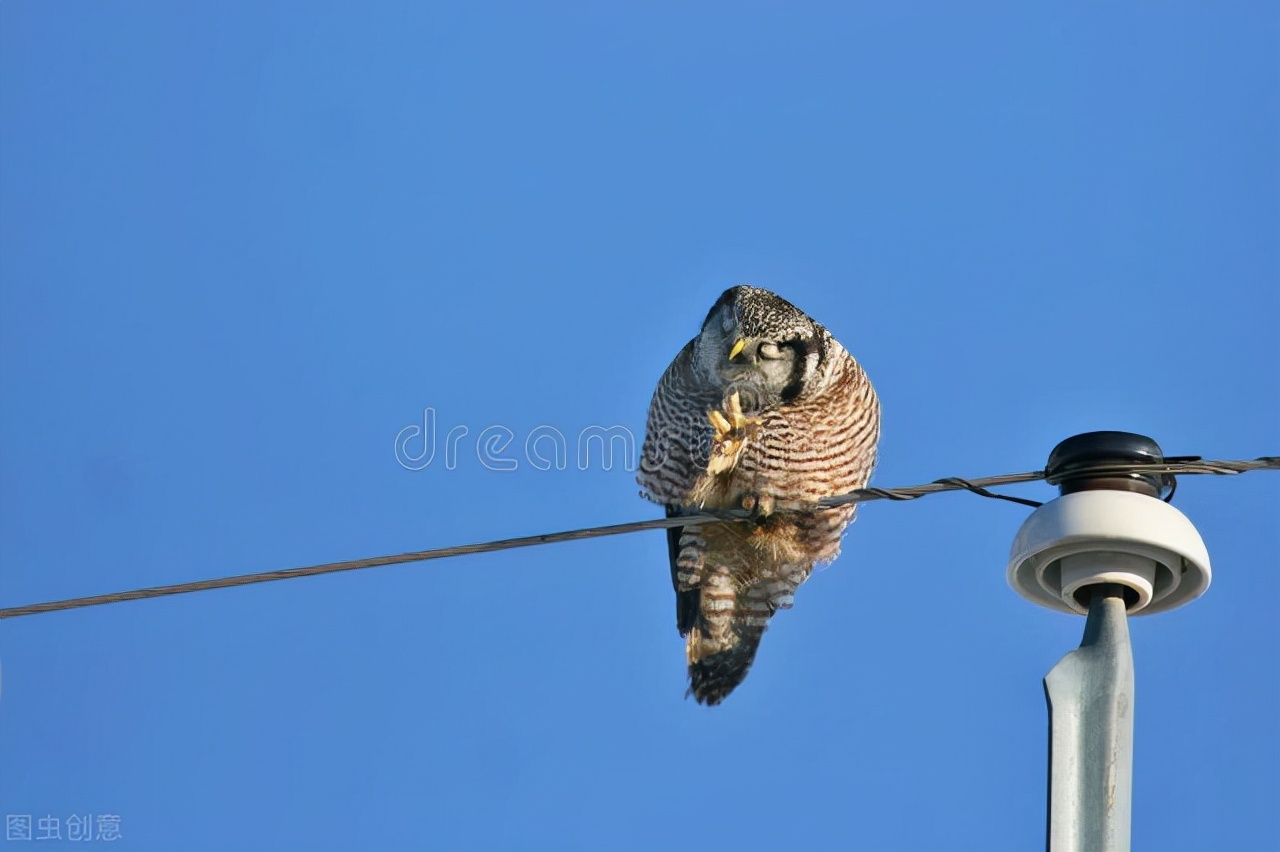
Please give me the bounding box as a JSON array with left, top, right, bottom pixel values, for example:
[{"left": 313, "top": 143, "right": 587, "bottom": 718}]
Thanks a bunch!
[{"left": 638, "top": 285, "right": 880, "bottom": 705}]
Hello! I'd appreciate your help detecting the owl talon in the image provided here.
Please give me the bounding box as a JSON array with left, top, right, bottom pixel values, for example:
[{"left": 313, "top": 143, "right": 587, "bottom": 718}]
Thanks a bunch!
[
  {"left": 708, "top": 408, "right": 733, "bottom": 435},
  {"left": 706, "top": 392, "right": 759, "bottom": 476},
  {"left": 723, "top": 391, "right": 753, "bottom": 433}
]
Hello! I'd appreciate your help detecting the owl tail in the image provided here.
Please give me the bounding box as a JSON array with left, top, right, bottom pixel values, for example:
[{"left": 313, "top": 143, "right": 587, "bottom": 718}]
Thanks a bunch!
[
  {"left": 675, "top": 530, "right": 812, "bottom": 705},
  {"left": 686, "top": 619, "right": 768, "bottom": 706}
]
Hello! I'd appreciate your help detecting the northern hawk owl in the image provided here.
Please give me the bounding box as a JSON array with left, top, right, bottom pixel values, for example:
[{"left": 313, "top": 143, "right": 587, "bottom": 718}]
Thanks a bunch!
[{"left": 638, "top": 285, "right": 880, "bottom": 705}]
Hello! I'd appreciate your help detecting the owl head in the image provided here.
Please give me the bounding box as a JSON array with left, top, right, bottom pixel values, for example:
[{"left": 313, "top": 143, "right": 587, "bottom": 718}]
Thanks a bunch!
[{"left": 693, "top": 285, "right": 829, "bottom": 408}]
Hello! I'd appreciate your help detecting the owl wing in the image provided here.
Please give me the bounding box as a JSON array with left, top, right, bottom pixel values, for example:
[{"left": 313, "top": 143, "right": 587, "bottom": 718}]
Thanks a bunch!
[
  {"left": 638, "top": 340, "right": 719, "bottom": 638},
  {"left": 665, "top": 506, "right": 700, "bottom": 636}
]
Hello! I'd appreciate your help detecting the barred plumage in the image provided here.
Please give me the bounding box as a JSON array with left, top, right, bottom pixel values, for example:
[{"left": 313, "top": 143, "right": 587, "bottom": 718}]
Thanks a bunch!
[{"left": 638, "top": 285, "right": 880, "bottom": 705}]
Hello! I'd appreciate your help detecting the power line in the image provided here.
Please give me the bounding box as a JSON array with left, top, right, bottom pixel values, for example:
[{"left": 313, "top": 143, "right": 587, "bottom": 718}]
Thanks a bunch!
[{"left": 1, "top": 457, "right": 1274, "bottom": 621}]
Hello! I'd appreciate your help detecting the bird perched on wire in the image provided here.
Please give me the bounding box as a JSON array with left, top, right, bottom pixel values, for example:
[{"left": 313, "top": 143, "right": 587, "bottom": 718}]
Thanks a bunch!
[{"left": 638, "top": 285, "right": 880, "bottom": 705}]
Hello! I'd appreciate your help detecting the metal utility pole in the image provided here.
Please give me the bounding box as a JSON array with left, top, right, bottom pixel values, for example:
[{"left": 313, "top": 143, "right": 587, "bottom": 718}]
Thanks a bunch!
[{"left": 1007, "top": 432, "right": 1213, "bottom": 852}]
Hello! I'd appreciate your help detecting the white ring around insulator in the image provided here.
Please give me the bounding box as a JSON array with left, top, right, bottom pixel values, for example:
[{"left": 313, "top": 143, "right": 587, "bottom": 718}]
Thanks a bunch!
[{"left": 1007, "top": 490, "right": 1212, "bottom": 616}]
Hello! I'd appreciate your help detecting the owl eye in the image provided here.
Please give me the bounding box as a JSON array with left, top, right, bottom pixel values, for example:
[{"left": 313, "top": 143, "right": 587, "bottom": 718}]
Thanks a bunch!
[{"left": 757, "top": 341, "right": 787, "bottom": 360}]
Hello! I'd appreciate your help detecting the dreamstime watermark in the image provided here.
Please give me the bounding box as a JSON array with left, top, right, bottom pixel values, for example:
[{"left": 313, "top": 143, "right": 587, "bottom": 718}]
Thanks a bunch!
[{"left": 394, "top": 408, "right": 639, "bottom": 472}]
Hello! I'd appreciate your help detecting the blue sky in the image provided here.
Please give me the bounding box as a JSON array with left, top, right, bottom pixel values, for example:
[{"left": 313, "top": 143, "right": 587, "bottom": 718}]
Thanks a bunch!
[{"left": 1, "top": 2, "right": 1276, "bottom": 850}]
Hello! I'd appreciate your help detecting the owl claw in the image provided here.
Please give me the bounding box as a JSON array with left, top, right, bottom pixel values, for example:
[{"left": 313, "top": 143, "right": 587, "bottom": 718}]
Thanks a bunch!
[
  {"left": 706, "top": 391, "right": 759, "bottom": 476},
  {"left": 708, "top": 408, "right": 733, "bottom": 435},
  {"left": 723, "top": 391, "right": 753, "bottom": 433}
]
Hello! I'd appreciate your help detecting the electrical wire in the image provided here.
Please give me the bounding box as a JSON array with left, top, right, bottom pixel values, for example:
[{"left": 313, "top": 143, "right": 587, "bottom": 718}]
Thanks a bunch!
[{"left": 1, "top": 456, "right": 1275, "bottom": 621}]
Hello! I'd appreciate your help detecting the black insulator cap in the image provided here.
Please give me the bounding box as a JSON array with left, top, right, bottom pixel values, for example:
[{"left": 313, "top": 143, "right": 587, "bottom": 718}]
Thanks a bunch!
[{"left": 1046, "top": 431, "right": 1166, "bottom": 497}]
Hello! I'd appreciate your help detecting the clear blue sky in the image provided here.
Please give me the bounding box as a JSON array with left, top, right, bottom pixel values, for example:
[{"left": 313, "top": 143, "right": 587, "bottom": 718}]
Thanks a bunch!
[{"left": 1, "top": 2, "right": 1276, "bottom": 850}]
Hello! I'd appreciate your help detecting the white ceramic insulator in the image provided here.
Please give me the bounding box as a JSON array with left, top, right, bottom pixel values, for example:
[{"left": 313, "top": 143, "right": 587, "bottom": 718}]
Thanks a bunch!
[{"left": 1008, "top": 489, "right": 1212, "bottom": 616}]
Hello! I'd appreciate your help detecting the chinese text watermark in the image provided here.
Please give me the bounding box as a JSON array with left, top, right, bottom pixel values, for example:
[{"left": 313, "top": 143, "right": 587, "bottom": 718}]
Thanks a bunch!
[{"left": 5, "top": 813, "right": 121, "bottom": 842}]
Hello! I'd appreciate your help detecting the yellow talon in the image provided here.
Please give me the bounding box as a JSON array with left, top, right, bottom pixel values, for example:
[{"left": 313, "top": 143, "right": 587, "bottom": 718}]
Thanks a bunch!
[
  {"left": 724, "top": 391, "right": 748, "bottom": 430},
  {"left": 705, "top": 390, "right": 760, "bottom": 476}
]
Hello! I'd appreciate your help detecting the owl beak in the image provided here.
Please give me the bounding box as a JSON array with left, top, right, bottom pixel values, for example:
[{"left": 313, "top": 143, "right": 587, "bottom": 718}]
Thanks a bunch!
[{"left": 728, "top": 338, "right": 747, "bottom": 361}]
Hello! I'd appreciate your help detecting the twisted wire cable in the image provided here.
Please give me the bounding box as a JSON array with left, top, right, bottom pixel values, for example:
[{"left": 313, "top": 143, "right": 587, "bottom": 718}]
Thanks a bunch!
[{"left": 1, "top": 457, "right": 1274, "bottom": 620}]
